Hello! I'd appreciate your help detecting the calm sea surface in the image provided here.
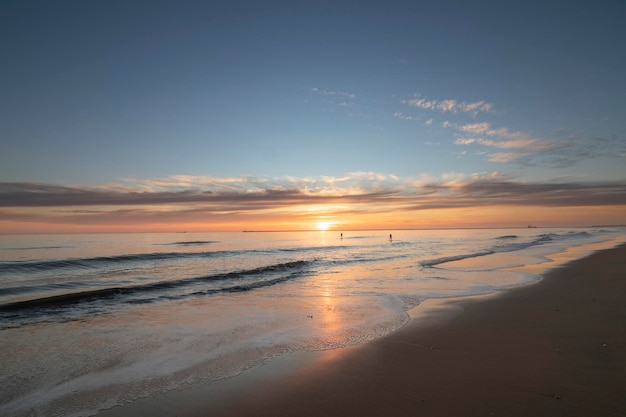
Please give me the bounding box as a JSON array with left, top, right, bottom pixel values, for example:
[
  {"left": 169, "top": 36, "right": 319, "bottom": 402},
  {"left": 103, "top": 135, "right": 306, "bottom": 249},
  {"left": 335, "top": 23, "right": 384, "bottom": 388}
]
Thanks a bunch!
[{"left": 1, "top": 228, "right": 624, "bottom": 416}]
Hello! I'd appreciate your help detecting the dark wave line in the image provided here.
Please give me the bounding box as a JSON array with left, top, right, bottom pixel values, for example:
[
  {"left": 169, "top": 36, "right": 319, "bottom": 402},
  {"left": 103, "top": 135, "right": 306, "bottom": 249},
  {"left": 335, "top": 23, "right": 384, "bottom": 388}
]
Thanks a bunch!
[
  {"left": 420, "top": 250, "right": 495, "bottom": 268},
  {"left": 0, "top": 246, "right": 73, "bottom": 251},
  {"left": 194, "top": 270, "right": 308, "bottom": 295},
  {"left": 0, "top": 238, "right": 365, "bottom": 275},
  {"left": 278, "top": 244, "right": 345, "bottom": 252},
  {"left": 420, "top": 233, "right": 559, "bottom": 268},
  {"left": 0, "top": 281, "right": 89, "bottom": 297},
  {"left": 160, "top": 241, "right": 219, "bottom": 246},
  {"left": 0, "top": 243, "right": 345, "bottom": 274},
  {"left": 0, "top": 250, "right": 240, "bottom": 273},
  {"left": 0, "top": 260, "right": 313, "bottom": 313}
]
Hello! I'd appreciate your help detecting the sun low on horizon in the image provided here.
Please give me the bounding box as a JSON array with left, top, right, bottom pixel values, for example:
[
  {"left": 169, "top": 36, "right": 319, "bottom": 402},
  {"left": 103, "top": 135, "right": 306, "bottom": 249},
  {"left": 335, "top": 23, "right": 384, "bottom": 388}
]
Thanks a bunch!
[{"left": 316, "top": 221, "right": 332, "bottom": 231}]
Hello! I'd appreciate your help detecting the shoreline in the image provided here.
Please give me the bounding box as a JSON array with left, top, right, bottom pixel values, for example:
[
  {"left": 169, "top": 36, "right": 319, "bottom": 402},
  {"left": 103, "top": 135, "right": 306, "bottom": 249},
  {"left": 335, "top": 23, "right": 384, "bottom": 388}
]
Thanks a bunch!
[{"left": 97, "top": 241, "right": 626, "bottom": 417}]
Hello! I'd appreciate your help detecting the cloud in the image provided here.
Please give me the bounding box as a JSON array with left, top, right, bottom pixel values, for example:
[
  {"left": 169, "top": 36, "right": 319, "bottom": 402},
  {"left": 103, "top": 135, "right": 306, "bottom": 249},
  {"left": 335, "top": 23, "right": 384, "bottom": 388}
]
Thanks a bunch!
[
  {"left": 3, "top": 174, "right": 625, "bottom": 232},
  {"left": 487, "top": 153, "right": 521, "bottom": 163},
  {"left": 310, "top": 87, "right": 356, "bottom": 100},
  {"left": 393, "top": 112, "right": 418, "bottom": 121},
  {"left": 0, "top": 173, "right": 401, "bottom": 209},
  {"left": 398, "top": 93, "right": 624, "bottom": 168},
  {"left": 452, "top": 122, "right": 626, "bottom": 167},
  {"left": 403, "top": 94, "right": 494, "bottom": 115},
  {"left": 309, "top": 86, "right": 379, "bottom": 123},
  {"left": 2, "top": 174, "right": 626, "bottom": 213},
  {"left": 452, "top": 122, "right": 571, "bottom": 163},
  {"left": 393, "top": 113, "right": 435, "bottom": 127},
  {"left": 459, "top": 123, "right": 558, "bottom": 150}
]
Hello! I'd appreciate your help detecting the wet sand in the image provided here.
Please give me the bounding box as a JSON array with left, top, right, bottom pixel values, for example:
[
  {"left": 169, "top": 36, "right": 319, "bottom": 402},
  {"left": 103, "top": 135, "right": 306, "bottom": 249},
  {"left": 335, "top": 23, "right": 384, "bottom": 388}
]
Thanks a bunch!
[{"left": 100, "top": 244, "right": 626, "bottom": 417}]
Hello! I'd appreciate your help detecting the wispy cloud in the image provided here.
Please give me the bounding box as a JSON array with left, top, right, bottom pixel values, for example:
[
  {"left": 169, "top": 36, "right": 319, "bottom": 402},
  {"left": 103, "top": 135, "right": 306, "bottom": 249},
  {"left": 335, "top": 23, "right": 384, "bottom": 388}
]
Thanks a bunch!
[
  {"left": 310, "top": 87, "right": 356, "bottom": 100},
  {"left": 403, "top": 94, "right": 494, "bottom": 115},
  {"left": 453, "top": 122, "right": 568, "bottom": 163},
  {"left": 452, "top": 122, "right": 625, "bottom": 167},
  {"left": 308, "top": 86, "right": 382, "bottom": 125},
  {"left": 393, "top": 112, "right": 436, "bottom": 127},
  {"left": 310, "top": 87, "right": 357, "bottom": 109},
  {"left": 393, "top": 112, "right": 419, "bottom": 121},
  {"left": 397, "top": 91, "right": 625, "bottom": 169}
]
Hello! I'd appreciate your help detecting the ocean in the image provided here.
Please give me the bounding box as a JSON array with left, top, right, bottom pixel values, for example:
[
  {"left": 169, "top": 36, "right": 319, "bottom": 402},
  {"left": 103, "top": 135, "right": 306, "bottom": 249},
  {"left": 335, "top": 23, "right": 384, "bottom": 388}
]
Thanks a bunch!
[{"left": 1, "top": 227, "right": 624, "bottom": 416}]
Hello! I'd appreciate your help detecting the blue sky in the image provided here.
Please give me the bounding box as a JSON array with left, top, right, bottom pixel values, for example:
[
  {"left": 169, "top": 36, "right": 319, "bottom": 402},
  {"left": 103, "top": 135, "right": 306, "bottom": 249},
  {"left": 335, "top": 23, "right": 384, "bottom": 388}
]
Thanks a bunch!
[{"left": 1, "top": 0, "right": 625, "bottom": 231}]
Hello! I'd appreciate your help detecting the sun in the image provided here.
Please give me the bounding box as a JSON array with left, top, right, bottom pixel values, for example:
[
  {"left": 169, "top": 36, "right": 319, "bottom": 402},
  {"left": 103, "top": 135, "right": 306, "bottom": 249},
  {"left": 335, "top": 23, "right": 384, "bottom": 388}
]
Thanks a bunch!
[{"left": 316, "top": 222, "right": 331, "bottom": 231}]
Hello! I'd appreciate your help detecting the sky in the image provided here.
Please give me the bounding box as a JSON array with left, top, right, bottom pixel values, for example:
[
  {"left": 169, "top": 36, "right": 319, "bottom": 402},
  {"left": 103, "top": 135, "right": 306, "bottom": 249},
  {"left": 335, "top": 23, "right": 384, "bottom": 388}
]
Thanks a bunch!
[{"left": 1, "top": 0, "right": 625, "bottom": 233}]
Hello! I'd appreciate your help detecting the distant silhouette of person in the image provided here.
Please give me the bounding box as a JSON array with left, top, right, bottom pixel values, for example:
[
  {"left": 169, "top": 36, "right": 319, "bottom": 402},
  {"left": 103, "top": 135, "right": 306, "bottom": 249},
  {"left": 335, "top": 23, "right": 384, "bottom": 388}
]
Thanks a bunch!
[
  {"left": 389, "top": 234, "right": 392, "bottom": 241},
  {"left": 340, "top": 233, "right": 343, "bottom": 239}
]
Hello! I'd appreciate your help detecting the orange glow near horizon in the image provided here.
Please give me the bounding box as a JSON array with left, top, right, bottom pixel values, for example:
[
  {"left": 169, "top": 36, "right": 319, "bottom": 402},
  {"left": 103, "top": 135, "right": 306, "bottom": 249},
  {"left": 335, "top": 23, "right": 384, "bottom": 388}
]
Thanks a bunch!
[{"left": 1, "top": 204, "right": 625, "bottom": 234}]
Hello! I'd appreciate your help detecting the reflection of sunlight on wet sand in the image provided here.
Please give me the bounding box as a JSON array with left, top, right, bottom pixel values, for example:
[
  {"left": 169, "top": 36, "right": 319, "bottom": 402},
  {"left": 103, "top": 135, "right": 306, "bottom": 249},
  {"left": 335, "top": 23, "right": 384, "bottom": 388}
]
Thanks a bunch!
[
  {"left": 315, "top": 342, "right": 353, "bottom": 367},
  {"left": 319, "top": 277, "right": 340, "bottom": 335}
]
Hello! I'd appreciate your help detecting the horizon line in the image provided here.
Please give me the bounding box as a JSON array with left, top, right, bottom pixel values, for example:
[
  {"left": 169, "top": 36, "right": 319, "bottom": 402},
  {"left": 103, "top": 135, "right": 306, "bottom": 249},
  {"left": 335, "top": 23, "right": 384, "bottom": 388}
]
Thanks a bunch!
[{"left": 3, "top": 224, "right": 625, "bottom": 236}]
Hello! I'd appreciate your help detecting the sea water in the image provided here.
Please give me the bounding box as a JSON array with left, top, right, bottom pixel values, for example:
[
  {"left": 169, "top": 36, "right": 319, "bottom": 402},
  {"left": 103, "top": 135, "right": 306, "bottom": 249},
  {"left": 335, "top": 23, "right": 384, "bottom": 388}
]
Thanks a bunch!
[{"left": 1, "top": 227, "right": 624, "bottom": 416}]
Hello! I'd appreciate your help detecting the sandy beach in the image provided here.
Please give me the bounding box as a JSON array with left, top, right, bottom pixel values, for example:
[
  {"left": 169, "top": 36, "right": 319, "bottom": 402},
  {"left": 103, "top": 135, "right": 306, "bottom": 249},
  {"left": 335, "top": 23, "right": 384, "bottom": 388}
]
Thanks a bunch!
[{"left": 99, "top": 243, "right": 626, "bottom": 417}]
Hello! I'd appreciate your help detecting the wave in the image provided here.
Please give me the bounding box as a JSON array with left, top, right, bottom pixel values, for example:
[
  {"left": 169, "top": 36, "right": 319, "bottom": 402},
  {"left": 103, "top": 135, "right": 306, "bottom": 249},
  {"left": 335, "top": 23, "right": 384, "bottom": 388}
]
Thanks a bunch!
[
  {"left": 0, "top": 243, "right": 350, "bottom": 274},
  {"left": 420, "top": 231, "right": 593, "bottom": 268},
  {"left": 538, "top": 231, "right": 592, "bottom": 241},
  {"left": 160, "top": 241, "right": 219, "bottom": 246},
  {"left": 0, "top": 260, "right": 314, "bottom": 314},
  {"left": 420, "top": 250, "right": 494, "bottom": 268},
  {"left": 0, "top": 246, "right": 73, "bottom": 251},
  {"left": 278, "top": 244, "right": 345, "bottom": 252},
  {"left": 0, "top": 250, "right": 241, "bottom": 274},
  {"left": 495, "top": 235, "right": 518, "bottom": 239}
]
